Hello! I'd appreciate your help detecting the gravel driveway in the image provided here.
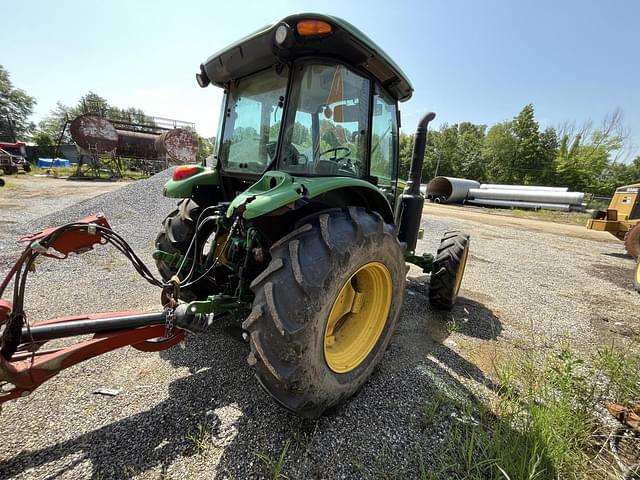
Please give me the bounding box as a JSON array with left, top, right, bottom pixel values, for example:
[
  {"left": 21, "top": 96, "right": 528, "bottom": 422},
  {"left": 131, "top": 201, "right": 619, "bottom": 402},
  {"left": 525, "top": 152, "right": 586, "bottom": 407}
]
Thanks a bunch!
[{"left": 0, "top": 172, "right": 637, "bottom": 479}]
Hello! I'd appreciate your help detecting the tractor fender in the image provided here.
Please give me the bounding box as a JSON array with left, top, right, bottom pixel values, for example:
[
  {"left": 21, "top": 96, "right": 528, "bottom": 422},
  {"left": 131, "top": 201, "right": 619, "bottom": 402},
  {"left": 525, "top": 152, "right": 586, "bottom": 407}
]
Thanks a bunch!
[
  {"left": 228, "top": 171, "right": 395, "bottom": 224},
  {"left": 162, "top": 167, "right": 220, "bottom": 200}
]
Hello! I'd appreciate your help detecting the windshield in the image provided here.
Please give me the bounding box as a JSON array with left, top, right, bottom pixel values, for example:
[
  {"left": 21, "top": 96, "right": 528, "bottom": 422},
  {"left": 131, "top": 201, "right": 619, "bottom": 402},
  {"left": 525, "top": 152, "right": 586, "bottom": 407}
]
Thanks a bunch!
[
  {"left": 280, "top": 63, "right": 370, "bottom": 177},
  {"left": 219, "top": 67, "right": 288, "bottom": 174}
]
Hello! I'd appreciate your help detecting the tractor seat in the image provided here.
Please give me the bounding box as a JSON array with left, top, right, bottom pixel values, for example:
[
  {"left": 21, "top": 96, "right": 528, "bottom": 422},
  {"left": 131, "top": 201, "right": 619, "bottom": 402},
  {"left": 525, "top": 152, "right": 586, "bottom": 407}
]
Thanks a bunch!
[{"left": 315, "top": 160, "right": 338, "bottom": 175}]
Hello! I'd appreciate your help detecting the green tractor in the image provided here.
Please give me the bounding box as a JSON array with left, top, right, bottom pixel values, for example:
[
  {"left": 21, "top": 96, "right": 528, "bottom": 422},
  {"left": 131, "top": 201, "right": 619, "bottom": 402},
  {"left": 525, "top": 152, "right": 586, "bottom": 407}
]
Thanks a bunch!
[{"left": 154, "top": 13, "right": 470, "bottom": 418}]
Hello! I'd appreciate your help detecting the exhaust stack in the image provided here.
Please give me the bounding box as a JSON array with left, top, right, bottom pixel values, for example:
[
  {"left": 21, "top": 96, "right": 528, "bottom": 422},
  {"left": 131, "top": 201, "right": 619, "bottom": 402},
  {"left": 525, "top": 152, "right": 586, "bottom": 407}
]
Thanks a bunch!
[{"left": 397, "top": 112, "right": 436, "bottom": 253}]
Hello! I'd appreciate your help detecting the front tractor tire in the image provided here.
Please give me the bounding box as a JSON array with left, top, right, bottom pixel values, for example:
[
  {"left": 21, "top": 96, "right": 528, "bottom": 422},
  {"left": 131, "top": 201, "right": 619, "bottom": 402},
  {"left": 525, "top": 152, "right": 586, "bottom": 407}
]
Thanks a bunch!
[
  {"left": 429, "top": 231, "right": 470, "bottom": 310},
  {"left": 243, "top": 208, "right": 406, "bottom": 418}
]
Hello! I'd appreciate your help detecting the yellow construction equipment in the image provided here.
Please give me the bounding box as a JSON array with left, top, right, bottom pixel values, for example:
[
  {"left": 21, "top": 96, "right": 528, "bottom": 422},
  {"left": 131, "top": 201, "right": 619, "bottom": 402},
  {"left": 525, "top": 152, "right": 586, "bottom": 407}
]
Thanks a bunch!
[{"left": 587, "top": 183, "right": 640, "bottom": 258}]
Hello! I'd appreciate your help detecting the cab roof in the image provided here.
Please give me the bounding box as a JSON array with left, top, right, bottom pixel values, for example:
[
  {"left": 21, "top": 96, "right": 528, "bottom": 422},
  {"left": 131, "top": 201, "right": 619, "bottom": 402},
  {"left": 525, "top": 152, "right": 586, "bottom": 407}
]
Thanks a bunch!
[{"left": 200, "top": 13, "right": 414, "bottom": 102}]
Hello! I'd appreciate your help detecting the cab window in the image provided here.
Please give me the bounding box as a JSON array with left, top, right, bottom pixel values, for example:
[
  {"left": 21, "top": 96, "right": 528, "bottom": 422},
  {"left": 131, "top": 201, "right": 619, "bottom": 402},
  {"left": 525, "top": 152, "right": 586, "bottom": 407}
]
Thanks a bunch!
[
  {"left": 281, "top": 63, "right": 370, "bottom": 177},
  {"left": 370, "top": 86, "right": 399, "bottom": 196},
  {"left": 219, "top": 67, "right": 288, "bottom": 174}
]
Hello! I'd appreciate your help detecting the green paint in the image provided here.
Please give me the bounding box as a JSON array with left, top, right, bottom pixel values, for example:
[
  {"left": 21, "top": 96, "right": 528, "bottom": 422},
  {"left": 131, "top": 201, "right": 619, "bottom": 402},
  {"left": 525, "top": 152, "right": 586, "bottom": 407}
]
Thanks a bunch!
[
  {"left": 185, "top": 294, "right": 251, "bottom": 317},
  {"left": 226, "top": 171, "right": 390, "bottom": 219},
  {"left": 162, "top": 167, "right": 219, "bottom": 198},
  {"left": 405, "top": 252, "right": 434, "bottom": 273}
]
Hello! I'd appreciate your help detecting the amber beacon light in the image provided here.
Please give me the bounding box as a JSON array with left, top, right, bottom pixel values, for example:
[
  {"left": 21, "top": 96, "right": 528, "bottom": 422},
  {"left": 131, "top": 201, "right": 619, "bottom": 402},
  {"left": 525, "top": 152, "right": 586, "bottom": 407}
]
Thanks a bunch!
[{"left": 296, "top": 19, "right": 333, "bottom": 36}]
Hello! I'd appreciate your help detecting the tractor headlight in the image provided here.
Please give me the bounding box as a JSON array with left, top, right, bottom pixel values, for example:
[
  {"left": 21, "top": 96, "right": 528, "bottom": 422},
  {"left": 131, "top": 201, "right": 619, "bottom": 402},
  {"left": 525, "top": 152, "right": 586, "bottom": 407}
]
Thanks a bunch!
[{"left": 275, "top": 24, "right": 289, "bottom": 45}]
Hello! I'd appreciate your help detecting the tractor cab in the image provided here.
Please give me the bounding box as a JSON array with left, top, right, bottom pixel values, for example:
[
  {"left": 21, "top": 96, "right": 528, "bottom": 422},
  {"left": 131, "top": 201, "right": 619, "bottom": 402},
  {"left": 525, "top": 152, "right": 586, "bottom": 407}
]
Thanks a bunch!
[{"left": 195, "top": 13, "right": 413, "bottom": 209}]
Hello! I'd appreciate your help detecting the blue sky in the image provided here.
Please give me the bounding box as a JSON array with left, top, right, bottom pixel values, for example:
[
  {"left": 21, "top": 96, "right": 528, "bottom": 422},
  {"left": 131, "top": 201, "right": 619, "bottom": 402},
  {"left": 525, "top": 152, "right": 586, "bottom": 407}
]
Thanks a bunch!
[{"left": 2, "top": 0, "right": 638, "bottom": 157}]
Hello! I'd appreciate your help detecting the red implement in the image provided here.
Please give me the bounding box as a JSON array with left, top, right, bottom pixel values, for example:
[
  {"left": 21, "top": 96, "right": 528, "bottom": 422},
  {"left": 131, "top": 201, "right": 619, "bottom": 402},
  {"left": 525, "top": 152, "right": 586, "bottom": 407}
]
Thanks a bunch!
[
  {"left": 0, "top": 311, "right": 184, "bottom": 403},
  {"left": 18, "top": 214, "right": 111, "bottom": 259},
  {"left": 0, "top": 215, "right": 185, "bottom": 405}
]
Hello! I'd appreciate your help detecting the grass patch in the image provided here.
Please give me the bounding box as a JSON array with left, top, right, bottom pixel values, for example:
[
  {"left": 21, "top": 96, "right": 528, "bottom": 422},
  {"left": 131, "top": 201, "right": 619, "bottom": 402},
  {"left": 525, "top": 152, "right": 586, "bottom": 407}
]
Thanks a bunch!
[
  {"left": 594, "top": 343, "right": 640, "bottom": 405},
  {"left": 421, "top": 391, "right": 449, "bottom": 428},
  {"left": 185, "top": 422, "right": 212, "bottom": 456},
  {"left": 27, "top": 165, "right": 147, "bottom": 180},
  {"left": 255, "top": 439, "right": 291, "bottom": 479},
  {"left": 418, "top": 343, "right": 640, "bottom": 479}
]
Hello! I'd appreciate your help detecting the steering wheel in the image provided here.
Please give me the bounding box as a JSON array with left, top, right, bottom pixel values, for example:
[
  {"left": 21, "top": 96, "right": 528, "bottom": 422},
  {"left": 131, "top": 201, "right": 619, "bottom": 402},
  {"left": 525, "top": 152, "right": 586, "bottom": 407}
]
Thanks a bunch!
[{"left": 320, "top": 146, "right": 351, "bottom": 162}]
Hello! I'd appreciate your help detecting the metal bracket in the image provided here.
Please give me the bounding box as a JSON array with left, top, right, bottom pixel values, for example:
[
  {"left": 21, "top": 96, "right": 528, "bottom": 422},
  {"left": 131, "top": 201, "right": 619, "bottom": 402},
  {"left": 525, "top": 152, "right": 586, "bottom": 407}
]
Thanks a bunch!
[{"left": 405, "top": 252, "right": 434, "bottom": 273}]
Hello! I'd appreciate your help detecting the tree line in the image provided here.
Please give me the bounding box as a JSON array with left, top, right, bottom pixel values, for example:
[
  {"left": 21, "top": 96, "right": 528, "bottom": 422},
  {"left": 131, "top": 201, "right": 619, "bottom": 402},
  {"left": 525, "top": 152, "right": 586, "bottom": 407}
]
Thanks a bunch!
[
  {"left": 400, "top": 104, "right": 640, "bottom": 196},
  {"left": 2, "top": 64, "right": 638, "bottom": 194}
]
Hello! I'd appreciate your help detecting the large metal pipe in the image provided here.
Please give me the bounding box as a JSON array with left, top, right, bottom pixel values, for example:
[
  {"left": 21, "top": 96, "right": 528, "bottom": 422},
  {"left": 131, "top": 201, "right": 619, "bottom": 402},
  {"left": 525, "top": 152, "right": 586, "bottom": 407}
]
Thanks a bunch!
[
  {"left": 466, "top": 198, "right": 571, "bottom": 211},
  {"left": 479, "top": 184, "right": 568, "bottom": 192},
  {"left": 20, "top": 311, "right": 167, "bottom": 343},
  {"left": 426, "top": 176, "right": 481, "bottom": 203},
  {"left": 468, "top": 188, "right": 584, "bottom": 205}
]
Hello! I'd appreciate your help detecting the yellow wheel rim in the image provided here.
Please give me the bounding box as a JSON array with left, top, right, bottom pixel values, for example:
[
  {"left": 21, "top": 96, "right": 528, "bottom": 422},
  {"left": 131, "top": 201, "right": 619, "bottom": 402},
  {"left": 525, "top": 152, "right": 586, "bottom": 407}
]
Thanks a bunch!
[
  {"left": 324, "top": 262, "right": 393, "bottom": 373},
  {"left": 636, "top": 262, "right": 640, "bottom": 284},
  {"left": 454, "top": 245, "right": 469, "bottom": 296}
]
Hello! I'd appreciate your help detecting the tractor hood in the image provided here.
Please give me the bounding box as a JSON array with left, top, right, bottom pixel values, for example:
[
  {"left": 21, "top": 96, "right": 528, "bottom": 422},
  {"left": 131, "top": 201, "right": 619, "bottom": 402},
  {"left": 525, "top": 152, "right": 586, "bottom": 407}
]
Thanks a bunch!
[{"left": 227, "top": 171, "right": 393, "bottom": 221}]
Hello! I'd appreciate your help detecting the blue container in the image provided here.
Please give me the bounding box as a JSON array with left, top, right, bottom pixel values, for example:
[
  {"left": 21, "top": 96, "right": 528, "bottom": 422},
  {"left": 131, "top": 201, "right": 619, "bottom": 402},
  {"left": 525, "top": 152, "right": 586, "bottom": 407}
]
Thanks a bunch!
[{"left": 37, "top": 158, "right": 70, "bottom": 168}]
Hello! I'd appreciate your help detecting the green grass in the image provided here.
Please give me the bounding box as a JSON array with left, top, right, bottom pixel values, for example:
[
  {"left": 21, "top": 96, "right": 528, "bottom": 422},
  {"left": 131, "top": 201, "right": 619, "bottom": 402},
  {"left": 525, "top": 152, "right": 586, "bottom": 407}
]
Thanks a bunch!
[
  {"left": 255, "top": 439, "right": 291, "bottom": 480},
  {"left": 417, "top": 343, "right": 640, "bottom": 479},
  {"left": 27, "top": 165, "right": 147, "bottom": 180},
  {"left": 594, "top": 342, "right": 640, "bottom": 405},
  {"left": 421, "top": 391, "right": 449, "bottom": 428},
  {"left": 185, "top": 422, "right": 211, "bottom": 456}
]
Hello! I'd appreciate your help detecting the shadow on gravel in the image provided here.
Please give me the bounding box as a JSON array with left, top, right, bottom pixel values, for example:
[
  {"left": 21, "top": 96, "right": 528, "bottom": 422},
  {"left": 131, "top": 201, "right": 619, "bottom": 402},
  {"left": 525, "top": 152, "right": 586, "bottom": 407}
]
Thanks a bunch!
[
  {"left": 602, "top": 252, "right": 633, "bottom": 260},
  {"left": 589, "top": 262, "right": 636, "bottom": 291},
  {"left": 0, "top": 281, "right": 513, "bottom": 479}
]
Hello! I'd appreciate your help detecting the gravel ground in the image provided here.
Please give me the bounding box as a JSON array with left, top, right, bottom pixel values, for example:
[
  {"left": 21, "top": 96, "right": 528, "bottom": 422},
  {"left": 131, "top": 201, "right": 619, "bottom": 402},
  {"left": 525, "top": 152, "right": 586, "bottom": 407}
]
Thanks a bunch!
[{"left": 0, "top": 172, "right": 638, "bottom": 479}]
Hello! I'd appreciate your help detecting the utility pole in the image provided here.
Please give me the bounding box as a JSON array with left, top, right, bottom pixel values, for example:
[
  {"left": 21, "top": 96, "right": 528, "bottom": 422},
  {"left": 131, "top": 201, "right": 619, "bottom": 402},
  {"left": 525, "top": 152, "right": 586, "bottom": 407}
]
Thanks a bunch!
[{"left": 434, "top": 150, "right": 442, "bottom": 177}]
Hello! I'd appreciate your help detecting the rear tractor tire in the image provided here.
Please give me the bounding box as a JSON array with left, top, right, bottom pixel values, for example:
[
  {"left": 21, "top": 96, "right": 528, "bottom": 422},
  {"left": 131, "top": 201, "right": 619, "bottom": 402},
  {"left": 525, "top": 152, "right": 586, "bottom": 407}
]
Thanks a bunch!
[
  {"left": 243, "top": 208, "right": 406, "bottom": 418},
  {"left": 624, "top": 223, "right": 640, "bottom": 260},
  {"left": 429, "top": 231, "right": 470, "bottom": 310}
]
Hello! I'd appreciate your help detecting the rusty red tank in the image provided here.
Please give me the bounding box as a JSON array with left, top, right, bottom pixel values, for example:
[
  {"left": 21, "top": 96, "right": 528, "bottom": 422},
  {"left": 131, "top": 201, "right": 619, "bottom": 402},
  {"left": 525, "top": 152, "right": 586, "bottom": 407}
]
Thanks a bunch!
[
  {"left": 69, "top": 114, "right": 119, "bottom": 154},
  {"left": 155, "top": 129, "right": 199, "bottom": 162}
]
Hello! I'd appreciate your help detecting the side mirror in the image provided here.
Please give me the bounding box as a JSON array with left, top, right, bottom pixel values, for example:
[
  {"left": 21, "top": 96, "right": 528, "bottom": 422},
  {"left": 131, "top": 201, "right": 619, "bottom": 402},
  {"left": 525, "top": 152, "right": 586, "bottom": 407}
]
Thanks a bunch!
[{"left": 196, "top": 65, "right": 210, "bottom": 88}]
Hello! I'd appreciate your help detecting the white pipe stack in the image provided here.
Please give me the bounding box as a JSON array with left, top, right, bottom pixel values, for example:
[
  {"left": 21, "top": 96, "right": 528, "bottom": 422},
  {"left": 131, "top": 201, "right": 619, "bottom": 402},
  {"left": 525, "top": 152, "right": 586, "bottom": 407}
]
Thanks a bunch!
[
  {"left": 468, "top": 188, "right": 584, "bottom": 205},
  {"left": 479, "top": 184, "right": 568, "bottom": 192},
  {"left": 426, "top": 176, "right": 585, "bottom": 211}
]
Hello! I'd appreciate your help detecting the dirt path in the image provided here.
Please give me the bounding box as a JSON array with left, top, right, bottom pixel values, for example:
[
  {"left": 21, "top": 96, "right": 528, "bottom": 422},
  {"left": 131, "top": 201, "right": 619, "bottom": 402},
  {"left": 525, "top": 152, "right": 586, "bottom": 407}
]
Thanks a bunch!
[
  {"left": 423, "top": 203, "right": 617, "bottom": 243},
  {"left": 0, "top": 175, "right": 128, "bottom": 225}
]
